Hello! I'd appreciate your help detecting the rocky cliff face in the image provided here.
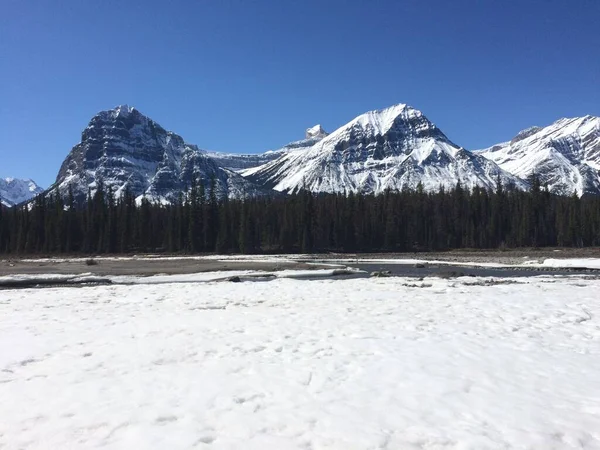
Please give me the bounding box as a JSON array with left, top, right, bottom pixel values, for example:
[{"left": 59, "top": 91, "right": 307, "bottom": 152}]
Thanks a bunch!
[
  {"left": 206, "top": 124, "right": 329, "bottom": 171},
  {"left": 243, "top": 104, "right": 524, "bottom": 194},
  {"left": 204, "top": 151, "right": 283, "bottom": 172},
  {"left": 52, "top": 105, "right": 272, "bottom": 202},
  {"left": 478, "top": 116, "right": 600, "bottom": 196}
]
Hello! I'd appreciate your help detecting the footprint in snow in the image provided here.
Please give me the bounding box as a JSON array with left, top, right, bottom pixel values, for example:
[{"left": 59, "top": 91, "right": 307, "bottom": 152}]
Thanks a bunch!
[
  {"left": 195, "top": 435, "right": 216, "bottom": 445},
  {"left": 19, "top": 358, "right": 38, "bottom": 367},
  {"left": 155, "top": 415, "right": 178, "bottom": 424}
]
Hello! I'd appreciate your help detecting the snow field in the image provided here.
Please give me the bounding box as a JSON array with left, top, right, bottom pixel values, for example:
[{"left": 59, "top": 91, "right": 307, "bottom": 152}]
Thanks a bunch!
[
  {"left": 533, "top": 258, "right": 600, "bottom": 270},
  {"left": 1, "top": 276, "right": 600, "bottom": 449}
]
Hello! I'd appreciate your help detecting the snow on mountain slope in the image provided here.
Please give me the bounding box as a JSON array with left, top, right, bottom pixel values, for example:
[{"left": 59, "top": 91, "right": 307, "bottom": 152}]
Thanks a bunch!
[
  {"left": 51, "top": 105, "right": 273, "bottom": 203},
  {"left": 204, "top": 151, "right": 282, "bottom": 172},
  {"left": 478, "top": 116, "right": 600, "bottom": 196},
  {"left": 243, "top": 104, "right": 525, "bottom": 194},
  {"left": 206, "top": 125, "right": 328, "bottom": 172},
  {"left": 0, "top": 178, "right": 44, "bottom": 207}
]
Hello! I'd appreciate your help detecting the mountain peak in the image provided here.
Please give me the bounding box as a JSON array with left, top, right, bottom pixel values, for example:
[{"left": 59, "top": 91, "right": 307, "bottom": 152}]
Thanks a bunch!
[
  {"left": 0, "top": 177, "right": 44, "bottom": 207},
  {"left": 244, "top": 103, "right": 521, "bottom": 195},
  {"left": 347, "top": 103, "right": 424, "bottom": 135},
  {"left": 305, "top": 124, "right": 328, "bottom": 139},
  {"left": 84, "top": 105, "right": 142, "bottom": 130},
  {"left": 113, "top": 104, "right": 135, "bottom": 116},
  {"left": 52, "top": 105, "right": 273, "bottom": 203}
]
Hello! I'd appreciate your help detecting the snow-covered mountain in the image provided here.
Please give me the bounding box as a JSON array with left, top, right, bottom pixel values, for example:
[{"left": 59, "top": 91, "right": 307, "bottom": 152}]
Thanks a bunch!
[
  {"left": 0, "top": 178, "right": 44, "bottom": 207},
  {"left": 50, "top": 105, "right": 273, "bottom": 203},
  {"left": 478, "top": 116, "right": 600, "bottom": 196},
  {"left": 34, "top": 104, "right": 600, "bottom": 203},
  {"left": 243, "top": 104, "right": 525, "bottom": 194},
  {"left": 206, "top": 125, "right": 329, "bottom": 171}
]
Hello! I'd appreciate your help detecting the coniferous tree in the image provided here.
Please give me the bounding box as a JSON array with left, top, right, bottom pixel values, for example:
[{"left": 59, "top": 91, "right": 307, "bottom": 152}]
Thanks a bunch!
[{"left": 2, "top": 180, "right": 600, "bottom": 256}]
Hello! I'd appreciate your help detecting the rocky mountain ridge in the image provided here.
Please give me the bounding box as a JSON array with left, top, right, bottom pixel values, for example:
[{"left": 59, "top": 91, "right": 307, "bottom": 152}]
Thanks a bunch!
[{"left": 14, "top": 104, "right": 600, "bottom": 208}]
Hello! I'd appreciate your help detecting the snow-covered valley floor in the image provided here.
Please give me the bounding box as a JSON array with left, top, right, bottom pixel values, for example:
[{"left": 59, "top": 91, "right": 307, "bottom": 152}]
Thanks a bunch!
[{"left": 1, "top": 275, "right": 599, "bottom": 449}]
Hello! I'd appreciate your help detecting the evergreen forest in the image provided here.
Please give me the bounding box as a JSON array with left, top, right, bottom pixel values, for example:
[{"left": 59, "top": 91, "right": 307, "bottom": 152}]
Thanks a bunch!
[{"left": 1, "top": 177, "right": 599, "bottom": 255}]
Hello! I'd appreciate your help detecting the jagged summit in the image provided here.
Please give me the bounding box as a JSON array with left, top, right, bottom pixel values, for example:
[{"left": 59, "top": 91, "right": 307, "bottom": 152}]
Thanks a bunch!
[
  {"left": 347, "top": 103, "right": 415, "bottom": 134},
  {"left": 113, "top": 104, "right": 135, "bottom": 116},
  {"left": 479, "top": 115, "right": 600, "bottom": 196},
  {"left": 84, "top": 105, "right": 137, "bottom": 125},
  {"left": 50, "top": 106, "right": 273, "bottom": 203},
  {"left": 305, "top": 124, "right": 328, "bottom": 140}
]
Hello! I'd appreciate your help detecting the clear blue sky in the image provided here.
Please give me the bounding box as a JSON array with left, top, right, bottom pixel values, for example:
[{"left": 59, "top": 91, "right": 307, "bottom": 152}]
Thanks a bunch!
[{"left": 2, "top": 0, "right": 599, "bottom": 187}]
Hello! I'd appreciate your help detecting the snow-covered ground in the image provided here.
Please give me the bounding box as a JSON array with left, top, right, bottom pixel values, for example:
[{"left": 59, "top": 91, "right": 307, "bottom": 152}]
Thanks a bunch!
[
  {"left": 1, "top": 275, "right": 600, "bottom": 449},
  {"left": 525, "top": 258, "right": 600, "bottom": 270}
]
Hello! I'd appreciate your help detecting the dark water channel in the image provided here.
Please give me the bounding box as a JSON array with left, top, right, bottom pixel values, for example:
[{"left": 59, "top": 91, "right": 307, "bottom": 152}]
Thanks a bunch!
[
  {"left": 346, "top": 262, "right": 600, "bottom": 278},
  {"left": 2, "top": 262, "right": 598, "bottom": 290}
]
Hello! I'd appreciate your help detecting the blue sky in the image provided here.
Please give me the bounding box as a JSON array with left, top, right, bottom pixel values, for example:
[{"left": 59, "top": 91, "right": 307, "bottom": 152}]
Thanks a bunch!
[{"left": 1, "top": 0, "right": 599, "bottom": 187}]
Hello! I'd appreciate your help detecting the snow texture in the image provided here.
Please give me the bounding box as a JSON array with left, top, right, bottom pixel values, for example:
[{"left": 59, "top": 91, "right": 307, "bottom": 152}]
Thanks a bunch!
[
  {"left": 534, "top": 258, "right": 600, "bottom": 270},
  {"left": 479, "top": 115, "right": 600, "bottom": 196},
  {"left": 203, "top": 151, "right": 283, "bottom": 172},
  {"left": 206, "top": 126, "right": 328, "bottom": 172},
  {"left": 0, "top": 177, "right": 44, "bottom": 207},
  {"left": 1, "top": 275, "right": 599, "bottom": 449},
  {"left": 0, "top": 273, "right": 96, "bottom": 283}
]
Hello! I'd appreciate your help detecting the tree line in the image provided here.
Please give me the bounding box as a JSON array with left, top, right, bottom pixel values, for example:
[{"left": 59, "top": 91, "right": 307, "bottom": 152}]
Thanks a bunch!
[{"left": 1, "top": 177, "right": 599, "bottom": 255}]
